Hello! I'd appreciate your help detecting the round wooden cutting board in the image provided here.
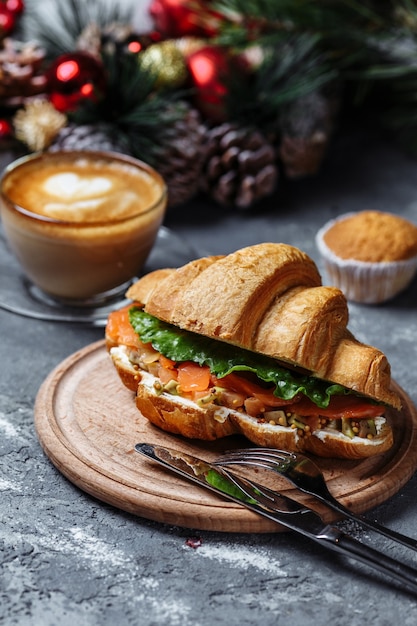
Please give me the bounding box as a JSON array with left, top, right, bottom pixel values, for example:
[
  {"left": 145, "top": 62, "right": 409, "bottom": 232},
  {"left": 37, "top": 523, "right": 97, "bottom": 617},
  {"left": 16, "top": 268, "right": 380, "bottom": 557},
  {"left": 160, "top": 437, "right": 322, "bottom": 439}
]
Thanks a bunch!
[{"left": 34, "top": 340, "right": 417, "bottom": 533}]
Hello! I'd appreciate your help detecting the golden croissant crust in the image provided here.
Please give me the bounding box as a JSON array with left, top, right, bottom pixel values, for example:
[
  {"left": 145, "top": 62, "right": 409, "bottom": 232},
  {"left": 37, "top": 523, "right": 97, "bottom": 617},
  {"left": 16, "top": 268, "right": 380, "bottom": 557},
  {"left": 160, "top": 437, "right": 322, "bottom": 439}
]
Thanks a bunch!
[{"left": 126, "top": 242, "right": 401, "bottom": 410}]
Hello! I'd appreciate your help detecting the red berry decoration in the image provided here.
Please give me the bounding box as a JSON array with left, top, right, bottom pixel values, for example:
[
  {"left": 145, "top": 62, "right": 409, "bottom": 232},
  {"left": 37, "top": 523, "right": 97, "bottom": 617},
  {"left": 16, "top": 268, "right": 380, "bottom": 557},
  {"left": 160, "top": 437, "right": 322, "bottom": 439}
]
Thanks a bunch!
[
  {"left": 187, "top": 45, "right": 232, "bottom": 122},
  {"left": 46, "top": 52, "right": 107, "bottom": 113},
  {"left": 0, "top": 5, "right": 16, "bottom": 35},
  {"left": 149, "top": 0, "right": 223, "bottom": 38}
]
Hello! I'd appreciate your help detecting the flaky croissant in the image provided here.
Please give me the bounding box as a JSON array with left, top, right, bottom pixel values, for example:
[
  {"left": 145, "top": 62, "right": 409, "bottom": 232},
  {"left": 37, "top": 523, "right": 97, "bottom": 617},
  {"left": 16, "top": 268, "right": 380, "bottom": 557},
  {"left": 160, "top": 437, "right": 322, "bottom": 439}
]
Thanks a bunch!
[
  {"left": 107, "top": 243, "right": 401, "bottom": 459},
  {"left": 126, "top": 243, "right": 400, "bottom": 409}
]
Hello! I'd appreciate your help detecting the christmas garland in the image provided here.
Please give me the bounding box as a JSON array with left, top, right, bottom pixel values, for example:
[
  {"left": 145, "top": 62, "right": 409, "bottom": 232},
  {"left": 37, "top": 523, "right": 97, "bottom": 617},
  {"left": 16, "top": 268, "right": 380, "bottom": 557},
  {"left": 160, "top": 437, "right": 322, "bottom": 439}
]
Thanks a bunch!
[{"left": 2, "top": 0, "right": 417, "bottom": 210}]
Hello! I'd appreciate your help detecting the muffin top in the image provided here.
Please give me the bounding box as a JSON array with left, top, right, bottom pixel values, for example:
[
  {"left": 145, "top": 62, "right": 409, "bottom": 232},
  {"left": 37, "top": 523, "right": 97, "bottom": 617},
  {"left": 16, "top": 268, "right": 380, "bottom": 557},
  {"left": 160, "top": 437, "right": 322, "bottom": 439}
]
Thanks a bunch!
[{"left": 322, "top": 210, "right": 417, "bottom": 262}]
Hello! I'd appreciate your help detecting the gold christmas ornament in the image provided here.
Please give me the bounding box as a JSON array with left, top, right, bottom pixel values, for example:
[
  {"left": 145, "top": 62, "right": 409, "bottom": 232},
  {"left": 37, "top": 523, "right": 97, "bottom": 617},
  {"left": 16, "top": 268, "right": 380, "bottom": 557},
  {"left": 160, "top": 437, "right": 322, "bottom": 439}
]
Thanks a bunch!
[
  {"left": 13, "top": 99, "right": 67, "bottom": 151},
  {"left": 173, "top": 37, "right": 208, "bottom": 58},
  {"left": 138, "top": 40, "right": 188, "bottom": 88}
]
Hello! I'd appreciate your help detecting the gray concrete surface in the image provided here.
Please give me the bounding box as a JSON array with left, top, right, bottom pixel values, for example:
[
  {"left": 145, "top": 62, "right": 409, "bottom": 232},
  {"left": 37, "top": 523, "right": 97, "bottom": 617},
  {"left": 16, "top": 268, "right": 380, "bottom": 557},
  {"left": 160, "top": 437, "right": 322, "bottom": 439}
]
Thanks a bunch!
[{"left": 1, "top": 128, "right": 417, "bottom": 625}]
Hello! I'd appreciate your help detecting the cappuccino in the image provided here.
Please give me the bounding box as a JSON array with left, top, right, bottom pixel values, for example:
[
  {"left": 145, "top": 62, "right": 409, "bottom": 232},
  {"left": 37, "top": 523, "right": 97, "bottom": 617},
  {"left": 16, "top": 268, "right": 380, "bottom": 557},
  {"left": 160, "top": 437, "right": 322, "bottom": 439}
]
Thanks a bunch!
[{"left": 0, "top": 151, "right": 167, "bottom": 303}]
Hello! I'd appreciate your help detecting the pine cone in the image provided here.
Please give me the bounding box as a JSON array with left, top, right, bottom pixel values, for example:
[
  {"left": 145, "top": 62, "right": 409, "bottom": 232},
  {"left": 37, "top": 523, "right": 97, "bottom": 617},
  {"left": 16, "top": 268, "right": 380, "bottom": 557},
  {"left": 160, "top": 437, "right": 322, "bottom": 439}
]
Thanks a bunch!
[
  {"left": 48, "top": 122, "right": 131, "bottom": 154},
  {"left": 278, "top": 91, "right": 338, "bottom": 179},
  {"left": 154, "top": 105, "right": 209, "bottom": 208},
  {"left": 0, "top": 39, "right": 47, "bottom": 107},
  {"left": 201, "top": 123, "right": 278, "bottom": 209}
]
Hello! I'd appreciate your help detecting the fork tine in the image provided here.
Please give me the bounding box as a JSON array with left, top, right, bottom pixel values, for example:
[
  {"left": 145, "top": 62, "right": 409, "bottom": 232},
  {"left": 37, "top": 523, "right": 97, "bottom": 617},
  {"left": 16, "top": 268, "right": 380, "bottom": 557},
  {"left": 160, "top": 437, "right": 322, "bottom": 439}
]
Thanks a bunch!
[
  {"left": 225, "top": 447, "right": 295, "bottom": 456},
  {"left": 215, "top": 457, "right": 283, "bottom": 473},
  {"left": 253, "top": 448, "right": 295, "bottom": 456},
  {"left": 220, "top": 448, "right": 296, "bottom": 462},
  {"left": 215, "top": 448, "right": 293, "bottom": 471}
]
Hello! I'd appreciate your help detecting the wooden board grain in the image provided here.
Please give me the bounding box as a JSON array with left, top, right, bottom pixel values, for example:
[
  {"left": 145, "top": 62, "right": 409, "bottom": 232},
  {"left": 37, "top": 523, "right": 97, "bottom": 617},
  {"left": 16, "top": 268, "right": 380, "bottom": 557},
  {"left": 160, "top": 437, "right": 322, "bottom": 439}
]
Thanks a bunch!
[{"left": 34, "top": 340, "right": 417, "bottom": 533}]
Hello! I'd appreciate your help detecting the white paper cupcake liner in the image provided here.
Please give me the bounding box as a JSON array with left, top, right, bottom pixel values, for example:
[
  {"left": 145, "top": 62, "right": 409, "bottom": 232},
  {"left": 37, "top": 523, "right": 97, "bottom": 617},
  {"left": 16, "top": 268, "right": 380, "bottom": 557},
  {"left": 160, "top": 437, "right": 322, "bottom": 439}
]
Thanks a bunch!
[{"left": 316, "top": 215, "right": 417, "bottom": 304}]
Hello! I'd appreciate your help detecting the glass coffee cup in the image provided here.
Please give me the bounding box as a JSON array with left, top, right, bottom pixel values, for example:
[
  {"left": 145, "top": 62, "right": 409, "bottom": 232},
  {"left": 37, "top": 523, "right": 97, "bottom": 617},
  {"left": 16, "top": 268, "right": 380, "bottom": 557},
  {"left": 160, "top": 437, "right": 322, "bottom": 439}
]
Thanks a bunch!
[{"left": 0, "top": 150, "right": 167, "bottom": 306}]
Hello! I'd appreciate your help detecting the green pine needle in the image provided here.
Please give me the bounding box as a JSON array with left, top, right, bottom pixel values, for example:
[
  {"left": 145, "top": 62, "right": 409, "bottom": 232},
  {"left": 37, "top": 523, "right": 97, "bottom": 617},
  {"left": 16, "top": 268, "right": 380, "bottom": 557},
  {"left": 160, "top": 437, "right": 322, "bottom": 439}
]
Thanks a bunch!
[
  {"left": 225, "top": 33, "right": 337, "bottom": 132},
  {"left": 70, "top": 50, "right": 188, "bottom": 164},
  {"left": 23, "top": 0, "right": 133, "bottom": 57}
]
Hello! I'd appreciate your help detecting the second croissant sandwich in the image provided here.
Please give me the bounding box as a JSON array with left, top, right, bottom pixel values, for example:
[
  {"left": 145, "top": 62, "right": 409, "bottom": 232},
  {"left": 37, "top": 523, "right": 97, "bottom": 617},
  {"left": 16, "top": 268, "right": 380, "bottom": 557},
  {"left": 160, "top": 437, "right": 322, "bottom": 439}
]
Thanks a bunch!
[{"left": 106, "top": 243, "right": 401, "bottom": 459}]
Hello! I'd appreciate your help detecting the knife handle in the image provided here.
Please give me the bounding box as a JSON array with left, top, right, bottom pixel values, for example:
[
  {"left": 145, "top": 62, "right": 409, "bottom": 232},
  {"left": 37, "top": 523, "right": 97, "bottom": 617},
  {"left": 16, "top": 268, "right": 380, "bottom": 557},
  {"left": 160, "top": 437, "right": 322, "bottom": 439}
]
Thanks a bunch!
[{"left": 319, "top": 526, "right": 417, "bottom": 594}]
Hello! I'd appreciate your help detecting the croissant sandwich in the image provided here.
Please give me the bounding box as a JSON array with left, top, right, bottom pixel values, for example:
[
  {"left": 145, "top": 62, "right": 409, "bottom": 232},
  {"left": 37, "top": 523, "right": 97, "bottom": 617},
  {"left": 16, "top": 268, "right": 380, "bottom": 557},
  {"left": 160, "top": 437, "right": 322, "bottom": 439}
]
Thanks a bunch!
[{"left": 105, "top": 243, "right": 401, "bottom": 459}]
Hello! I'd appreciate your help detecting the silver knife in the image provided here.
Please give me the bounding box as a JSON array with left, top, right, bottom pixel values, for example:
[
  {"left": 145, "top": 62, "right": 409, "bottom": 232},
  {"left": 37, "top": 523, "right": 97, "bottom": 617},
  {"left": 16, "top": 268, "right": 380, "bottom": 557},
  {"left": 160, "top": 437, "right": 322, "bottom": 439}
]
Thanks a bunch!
[{"left": 135, "top": 442, "right": 417, "bottom": 594}]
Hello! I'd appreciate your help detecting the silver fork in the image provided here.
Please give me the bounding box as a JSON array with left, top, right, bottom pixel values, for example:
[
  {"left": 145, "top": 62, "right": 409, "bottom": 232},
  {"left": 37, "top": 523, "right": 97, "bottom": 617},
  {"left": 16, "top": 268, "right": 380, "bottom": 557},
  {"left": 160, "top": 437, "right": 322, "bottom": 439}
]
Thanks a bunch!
[{"left": 214, "top": 447, "right": 417, "bottom": 552}]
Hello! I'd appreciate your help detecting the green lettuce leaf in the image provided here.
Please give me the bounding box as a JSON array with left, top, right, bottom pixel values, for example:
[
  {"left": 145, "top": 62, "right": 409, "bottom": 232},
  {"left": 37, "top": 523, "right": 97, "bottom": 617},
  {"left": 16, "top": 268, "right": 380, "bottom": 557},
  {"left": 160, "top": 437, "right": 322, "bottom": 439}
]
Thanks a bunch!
[
  {"left": 205, "top": 469, "right": 257, "bottom": 504},
  {"left": 129, "top": 308, "right": 354, "bottom": 409}
]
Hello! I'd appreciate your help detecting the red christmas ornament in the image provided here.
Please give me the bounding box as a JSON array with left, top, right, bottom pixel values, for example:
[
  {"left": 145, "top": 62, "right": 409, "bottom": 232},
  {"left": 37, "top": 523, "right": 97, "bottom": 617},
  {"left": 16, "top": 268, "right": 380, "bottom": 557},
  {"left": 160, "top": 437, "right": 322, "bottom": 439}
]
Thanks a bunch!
[
  {"left": 149, "top": 0, "right": 223, "bottom": 38},
  {"left": 0, "top": 5, "right": 16, "bottom": 35},
  {"left": 0, "top": 119, "right": 13, "bottom": 138},
  {"left": 46, "top": 52, "right": 106, "bottom": 113},
  {"left": 5, "top": 0, "right": 25, "bottom": 15},
  {"left": 187, "top": 45, "right": 231, "bottom": 122}
]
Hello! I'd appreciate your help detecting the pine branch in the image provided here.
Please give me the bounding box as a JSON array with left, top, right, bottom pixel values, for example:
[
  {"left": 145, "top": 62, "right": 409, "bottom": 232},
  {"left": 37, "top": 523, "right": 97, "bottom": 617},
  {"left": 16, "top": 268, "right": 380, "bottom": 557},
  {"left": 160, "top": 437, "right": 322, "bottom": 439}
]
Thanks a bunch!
[
  {"left": 213, "top": 0, "right": 392, "bottom": 34},
  {"left": 22, "top": 0, "right": 133, "bottom": 58},
  {"left": 213, "top": 0, "right": 404, "bottom": 92},
  {"left": 69, "top": 51, "right": 155, "bottom": 122},
  {"left": 70, "top": 50, "right": 188, "bottom": 164},
  {"left": 225, "top": 33, "right": 337, "bottom": 132}
]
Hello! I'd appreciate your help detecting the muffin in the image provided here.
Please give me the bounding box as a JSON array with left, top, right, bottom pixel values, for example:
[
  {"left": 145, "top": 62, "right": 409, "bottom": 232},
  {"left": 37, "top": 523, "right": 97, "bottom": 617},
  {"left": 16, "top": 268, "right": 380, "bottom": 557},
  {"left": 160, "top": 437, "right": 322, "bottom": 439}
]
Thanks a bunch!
[{"left": 315, "top": 210, "right": 417, "bottom": 303}]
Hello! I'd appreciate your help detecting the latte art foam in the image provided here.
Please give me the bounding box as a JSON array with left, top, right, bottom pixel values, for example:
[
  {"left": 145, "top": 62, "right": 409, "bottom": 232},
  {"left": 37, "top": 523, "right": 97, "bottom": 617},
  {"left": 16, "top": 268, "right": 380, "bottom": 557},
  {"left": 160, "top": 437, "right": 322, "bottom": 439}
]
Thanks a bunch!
[{"left": 4, "top": 157, "right": 161, "bottom": 222}]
